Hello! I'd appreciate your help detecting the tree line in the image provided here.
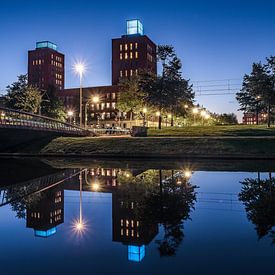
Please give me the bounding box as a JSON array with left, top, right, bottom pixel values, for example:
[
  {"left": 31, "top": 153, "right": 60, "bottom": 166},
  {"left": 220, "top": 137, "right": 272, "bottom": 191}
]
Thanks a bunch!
[{"left": 236, "top": 56, "right": 275, "bottom": 127}]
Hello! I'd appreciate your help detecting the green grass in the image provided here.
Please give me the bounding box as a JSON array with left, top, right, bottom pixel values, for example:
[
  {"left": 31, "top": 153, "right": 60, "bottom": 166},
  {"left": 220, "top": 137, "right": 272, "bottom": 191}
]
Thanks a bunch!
[
  {"left": 40, "top": 136, "right": 275, "bottom": 158},
  {"left": 148, "top": 125, "right": 275, "bottom": 137}
]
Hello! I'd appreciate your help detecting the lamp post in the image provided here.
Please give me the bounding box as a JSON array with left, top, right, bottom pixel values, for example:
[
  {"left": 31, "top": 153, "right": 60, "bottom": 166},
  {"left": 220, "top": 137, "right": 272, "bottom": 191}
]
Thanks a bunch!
[
  {"left": 142, "top": 107, "right": 147, "bottom": 127},
  {"left": 192, "top": 107, "right": 199, "bottom": 125},
  {"left": 200, "top": 110, "right": 206, "bottom": 125},
  {"left": 74, "top": 63, "right": 85, "bottom": 128},
  {"left": 67, "top": 110, "right": 74, "bottom": 124},
  {"left": 156, "top": 111, "right": 161, "bottom": 128}
]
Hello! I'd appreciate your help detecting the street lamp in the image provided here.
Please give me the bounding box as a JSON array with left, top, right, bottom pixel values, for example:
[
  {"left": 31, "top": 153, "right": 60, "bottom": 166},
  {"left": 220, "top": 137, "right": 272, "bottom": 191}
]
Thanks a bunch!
[
  {"left": 192, "top": 107, "right": 199, "bottom": 125},
  {"left": 74, "top": 62, "right": 86, "bottom": 128},
  {"left": 142, "top": 107, "right": 147, "bottom": 127},
  {"left": 67, "top": 110, "right": 74, "bottom": 124}
]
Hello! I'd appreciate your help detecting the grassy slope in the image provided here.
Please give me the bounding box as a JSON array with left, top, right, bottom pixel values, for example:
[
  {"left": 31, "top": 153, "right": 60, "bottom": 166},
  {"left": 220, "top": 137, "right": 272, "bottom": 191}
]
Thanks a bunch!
[
  {"left": 41, "top": 137, "right": 274, "bottom": 158},
  {"left": 148, "top": 125, "right": 275, "bottom": 137}
]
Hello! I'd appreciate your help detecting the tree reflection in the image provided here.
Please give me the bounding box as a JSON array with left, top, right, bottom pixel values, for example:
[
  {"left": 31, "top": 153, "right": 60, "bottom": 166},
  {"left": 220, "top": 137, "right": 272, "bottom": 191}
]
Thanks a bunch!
[
  {"left": 239, "top": 173, "right": 275, "bottom": 244},
  {"left": 117, "top": 169, "right": 197, "bottom": 257}
]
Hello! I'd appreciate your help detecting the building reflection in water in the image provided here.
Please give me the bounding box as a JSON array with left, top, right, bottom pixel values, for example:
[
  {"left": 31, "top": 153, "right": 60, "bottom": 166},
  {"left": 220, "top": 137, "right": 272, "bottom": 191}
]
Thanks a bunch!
[
  {"left": 26, "top": 185, "right": 64, "bottom": 238},
  {"left": 5, "top": 166, "right": 196, "bottom": 259}
]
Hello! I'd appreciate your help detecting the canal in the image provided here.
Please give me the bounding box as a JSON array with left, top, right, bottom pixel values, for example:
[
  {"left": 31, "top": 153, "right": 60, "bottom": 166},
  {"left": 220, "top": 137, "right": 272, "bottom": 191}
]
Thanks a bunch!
[{"left": 0, "top": 157, "right": 274, "bottom": 274}]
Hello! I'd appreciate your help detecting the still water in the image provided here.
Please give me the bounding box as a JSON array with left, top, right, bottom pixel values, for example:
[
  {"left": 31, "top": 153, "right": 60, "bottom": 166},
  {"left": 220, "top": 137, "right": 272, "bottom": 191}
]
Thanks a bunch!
[{"left": 0, "top": 157, "right": 274, "bottom": 275}]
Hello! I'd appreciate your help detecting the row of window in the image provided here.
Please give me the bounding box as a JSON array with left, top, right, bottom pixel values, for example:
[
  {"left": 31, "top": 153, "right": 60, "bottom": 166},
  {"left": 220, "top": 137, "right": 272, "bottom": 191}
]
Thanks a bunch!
[
  {"left": 90, "top": 168, "right": 118, "bottom": 177},
  {"left": 120, "top": 228, "right": 140, "bottom": 238},
  {"left": 51, "top": 60, "right": 63, "bottom": 68},
  {"left": 120, "top": 51, "right": 139, "bottom": 60},
  {"left": 51, "top": 55, "right": 62, "bottom": 62},
  {"left": 120, "top": 43, "right": 138, "bottom": 51},
  {"left": 32, "top": 59, "right": 44, "bottom": 65},
  {"left": 56, "top": 79, "right": 63, "bottom": 86},
  {"left": 120, "top": 219, "right": 140, "bottom": 228},
  {"left": 55, "top": 73, "right": 63, "bottom": 80},
  {"left": 120, "top": 69, "right": 138, "bottom": 78},
  {"left": 91, "top": 102, "right": 116, "bottom": 110}
]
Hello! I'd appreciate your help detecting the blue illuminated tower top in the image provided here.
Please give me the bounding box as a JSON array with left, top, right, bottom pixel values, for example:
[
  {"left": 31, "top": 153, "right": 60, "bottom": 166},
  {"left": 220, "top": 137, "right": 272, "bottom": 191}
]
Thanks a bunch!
[
  {"left": 36, "top": 41, "right": 57, "bottom": 51},
  {"left": 126, "top": 19, "right": 144, "bottom": 36}
]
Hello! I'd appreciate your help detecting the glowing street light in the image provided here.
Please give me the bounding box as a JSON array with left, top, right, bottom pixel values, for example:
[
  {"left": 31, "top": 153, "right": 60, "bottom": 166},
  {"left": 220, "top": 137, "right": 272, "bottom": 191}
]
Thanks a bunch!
[
  {"left": 184, "top": 170, "right": 192, "bottom": 178},
  {"left": 92, "top": 183, "right": 100, "bottom": 191},
  {"left": 184, "top": 104, "right": 189, "bottom": 109},
  {"left": 74, "top": 62, "right": 86, "bottom": 128},
  {"left": 156, "top": 111, "right": 161, "bottom": 116},
  {"left": 168, "top": 114, "right": 172, "bottom": 119},
  {"left": 92, "top": 96, "right": 100, "bottom": 103},
  {"left": 67, "top": 110, "right": 74, "bottom": 124},
  {"left": 142, "top": 107, "right": 147, "bottom": 113},
  {"left": 200, "top": 110, "right": 206, "bottom": 117},
  {"left": 192, "top": 107, "right": 199, "bottom": 114},
  {"left": 205, "top": 114, "right": 210, "bottom": 120}
]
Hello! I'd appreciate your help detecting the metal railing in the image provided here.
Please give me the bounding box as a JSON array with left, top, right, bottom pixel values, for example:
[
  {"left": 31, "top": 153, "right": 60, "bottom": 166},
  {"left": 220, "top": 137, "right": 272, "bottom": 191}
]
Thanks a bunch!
[{"left": 0, "top": 107, "right": 90, "bottom": 136}]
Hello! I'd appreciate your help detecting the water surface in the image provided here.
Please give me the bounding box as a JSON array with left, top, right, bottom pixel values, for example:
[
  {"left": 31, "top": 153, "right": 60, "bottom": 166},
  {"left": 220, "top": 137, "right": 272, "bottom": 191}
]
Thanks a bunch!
[{"left": 0, "top": 158, "right": 274, "bottom": 274}]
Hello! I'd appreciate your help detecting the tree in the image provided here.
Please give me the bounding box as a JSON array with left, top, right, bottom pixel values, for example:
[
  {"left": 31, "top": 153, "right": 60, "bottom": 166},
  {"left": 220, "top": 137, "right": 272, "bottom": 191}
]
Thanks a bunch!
[
  {"left": 239, "top": 174, "right": 275, "bottom": 244},
  {"left": 214, "top": 113, "right": 238, "bottom": 125},
  {"left": 5, "top": 75, "right": 42, "bottom": 113},
  {"left": 236, "top": 58, "right": 275, "bottom": 127},
  {"left": 141, "top": 45, "right": 194, "bottom": 129},
  {"left": 117, "top": 75, "right": 145, "bottom": 122},
  {"left": 41, "top": 85, "right": 66, "bottom": 121}
]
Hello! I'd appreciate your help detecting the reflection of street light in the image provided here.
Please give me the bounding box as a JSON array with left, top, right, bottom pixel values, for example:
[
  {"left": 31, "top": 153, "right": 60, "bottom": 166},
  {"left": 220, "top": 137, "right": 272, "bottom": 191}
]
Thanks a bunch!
[
  {"left": 74, "top": 62, "right": 86, "bottom": 128},
  {"left": 92, "top": 183, "right": 100, "bottom": 191},
  {"left": 67, "top": 110, "right": 74, "bottom": 124},
  {"left": 184, "top": 170, "right": 192, "bottom": 178}
]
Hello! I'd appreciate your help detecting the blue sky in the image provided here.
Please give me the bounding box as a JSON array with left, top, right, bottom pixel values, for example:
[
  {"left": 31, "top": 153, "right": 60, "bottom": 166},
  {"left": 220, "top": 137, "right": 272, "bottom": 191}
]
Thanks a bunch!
[{"left": 1, "top": 0, "right": 275, "bottom": 118}]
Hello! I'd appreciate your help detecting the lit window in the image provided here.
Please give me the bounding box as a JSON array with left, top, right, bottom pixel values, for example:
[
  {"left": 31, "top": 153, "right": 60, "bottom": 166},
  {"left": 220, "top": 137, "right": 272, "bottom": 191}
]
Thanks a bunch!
[
  {"left": 120, "top": 70, "right": 123, "bottom": 77},
  {"left": 121, "top": 219, "right": 123, "bottom": 226},
  {"left": 101, "top": 103, "right": 105, "bottom": 110},
  {"left": 135, "top": 43, "right": 138, "bottom": 49},
  {"left": 130, "top": 52, "right": 133, "bottom": 59},
  {"left": 125, "top": 44, "right": 128, "bottom": 51},
  {"left": 125, "top": 52, "right": 128, "bottom": 59},
  {"left": 111, "top": 102, "right": 116, "bottom": 109},
  {"left": 120, "top": 53, "right": 123, "bottom": 60},
  {"left": 121, "top": 229, "right": 124, "bottom": 236},
  {"left": 125, "top": 70, "right": 128, "bottom": 77},
  {"left": 130, "top": 43, "right": 133, "bottom": 50},
  {"left": 106, "top": 103, "right": 110, "bottom": 108},
  {"left": 135, "top": 69, "right": 138, "bottom": 75},
  {"left": 126, "top": 220, "right": 129, "bottom": 227},
  {"left": 130, "top": 70, "right": 133, "bottom": 76},
  {"left": 120, "top": 44, "right": 123, "bottom": 51},
  {"left": 135, "top": 52, "right": 138, "bottom": 59}
]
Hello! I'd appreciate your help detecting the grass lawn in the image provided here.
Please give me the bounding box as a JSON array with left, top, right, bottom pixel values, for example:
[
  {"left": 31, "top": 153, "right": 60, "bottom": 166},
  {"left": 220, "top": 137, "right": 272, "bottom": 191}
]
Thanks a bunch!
[
  {"left": 40, "top": 136, "right": 275, "bottom": 158},
  {"left": 148, "top": 125, "right": 275, "bottom": 137}
]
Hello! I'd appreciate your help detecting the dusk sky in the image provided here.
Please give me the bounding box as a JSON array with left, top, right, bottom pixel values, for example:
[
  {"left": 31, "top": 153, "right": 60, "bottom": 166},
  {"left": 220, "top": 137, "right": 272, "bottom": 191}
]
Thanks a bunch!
[{"left": 1, "top": 0, "right": 275, "bottom": 119}]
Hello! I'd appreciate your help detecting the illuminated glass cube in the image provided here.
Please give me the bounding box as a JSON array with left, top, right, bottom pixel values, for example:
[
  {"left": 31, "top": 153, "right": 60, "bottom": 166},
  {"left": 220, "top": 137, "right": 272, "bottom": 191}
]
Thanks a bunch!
[
  {"left": 128, "top": 245, "right": 145, "bottom": 262},
  {"left": 127, "top": 19, "right": 144, "bottom": 36}
]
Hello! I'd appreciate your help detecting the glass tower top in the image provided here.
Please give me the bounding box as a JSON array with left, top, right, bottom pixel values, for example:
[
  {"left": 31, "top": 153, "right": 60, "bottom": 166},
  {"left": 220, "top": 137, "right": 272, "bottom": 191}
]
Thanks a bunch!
[
  {"left": 36, "top": 41, "right": 57, "bottom": 51},
  {"left": 126, "top": 19, "right": 144, "bottom": 36}
]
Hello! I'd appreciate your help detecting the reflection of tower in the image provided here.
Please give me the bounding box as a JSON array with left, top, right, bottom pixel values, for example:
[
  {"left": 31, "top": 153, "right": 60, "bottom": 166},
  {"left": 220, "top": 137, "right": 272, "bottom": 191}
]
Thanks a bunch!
[
  {"left": 26, "top": 185, "right": 64, "bottom": 238},
  {"left": 112, "top": 191, "right": 158, "bottom": 262}
]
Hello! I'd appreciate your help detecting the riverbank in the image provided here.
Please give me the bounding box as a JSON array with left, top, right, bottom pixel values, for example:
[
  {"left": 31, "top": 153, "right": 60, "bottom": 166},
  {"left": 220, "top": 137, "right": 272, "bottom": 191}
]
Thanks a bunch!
[
  {"left": 148, "top": 125, "right": 275, "bottom": 137},
  {"left": 34, "top": 136, "right": 274, "bottom": 159}
]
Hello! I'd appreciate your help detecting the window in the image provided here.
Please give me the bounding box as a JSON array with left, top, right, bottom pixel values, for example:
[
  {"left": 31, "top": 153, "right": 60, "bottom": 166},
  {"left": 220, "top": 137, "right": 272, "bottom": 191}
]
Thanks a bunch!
[
  {"left": 125, "top": 70, "right": 128, "bottom": 77},
  {"left": 111, "top": 102, "right": 116, "bottom": 109},
  {"left": 101, "top": 103, "right": 105, "bottom": 110},
  {"left": 135, "top": 52, "right": 138, "bottom": 59},
  {"left": 130, "top": 52, "right": 133, "bottom": 59},
  {"left": 106, "top": 102, "right": 110, "bottom": 109},
  {"left": 125, "top": 44, "right": 128, "bottom": 51},
  {"left": 120, "top": 53, "right": 123, "bottom": 60},
  {"left": 112, "top": 93, "right": 116, "bottom": 99},
  {"left": 130, "top": 69, "right": 133, "bottom": 76},
  {"left": 120, "top": 70, "right": 123, "bottom": 77},
  {"left": 135, "top": 42, "right": 138, "bottom": 49},
  {"left": 125, "top": 52, "right": 128, "bottom": 59},
  {"left": 120, "top": 44, "right": 123, "bottom": 51},
  {"left": 135, "top": 69, "right": 138, "bottom": 75},
  {"left": 130, "top": 43, "right": 133, "bottom": 50}
]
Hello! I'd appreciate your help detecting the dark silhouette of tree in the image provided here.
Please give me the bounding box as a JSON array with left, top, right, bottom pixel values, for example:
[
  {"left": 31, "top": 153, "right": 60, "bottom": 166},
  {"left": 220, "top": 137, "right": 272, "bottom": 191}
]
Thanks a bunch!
[{"left": 239, "top": 174, "right": 275, "bottom": 244}]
